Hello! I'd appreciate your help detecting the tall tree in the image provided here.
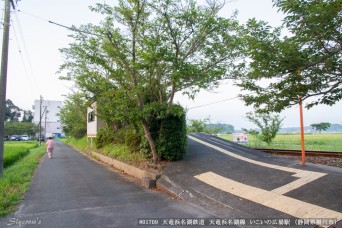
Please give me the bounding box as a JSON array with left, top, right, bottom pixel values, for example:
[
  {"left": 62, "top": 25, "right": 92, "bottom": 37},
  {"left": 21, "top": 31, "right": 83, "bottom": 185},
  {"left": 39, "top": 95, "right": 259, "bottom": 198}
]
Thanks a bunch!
[
  {"left": 22, "top": 110, "right": 34, "bottom": 123},
  {"left": 234, "top": 0, "right": 341, "bottom": 112},
  {"left": 187, "top": 118, "right": 208, "bottom": 133},
  {"left": 59, "top": 0, "right": 243, "bottom": 162},
  {"left": 245, "top": 111, "right": 284, "bottom": 145},
  {"left": 59, "top": 92, "right": 88, "bottom": 139},
  {"left": 310, "top": 122, "right": 331, "bottom": 133},
  {"left": 5, "top": 99, "right": 21, "bottom": 121}
]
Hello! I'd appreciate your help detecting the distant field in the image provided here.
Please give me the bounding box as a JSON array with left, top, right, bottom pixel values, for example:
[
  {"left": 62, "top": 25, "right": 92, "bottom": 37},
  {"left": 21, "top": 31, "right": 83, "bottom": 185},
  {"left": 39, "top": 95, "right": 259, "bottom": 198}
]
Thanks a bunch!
[
  {"left": 4, "top": 142, "right": 39, "bottom": 168},
  {"left": 218, "top": 133, "right": 342, "bottom": 152}
]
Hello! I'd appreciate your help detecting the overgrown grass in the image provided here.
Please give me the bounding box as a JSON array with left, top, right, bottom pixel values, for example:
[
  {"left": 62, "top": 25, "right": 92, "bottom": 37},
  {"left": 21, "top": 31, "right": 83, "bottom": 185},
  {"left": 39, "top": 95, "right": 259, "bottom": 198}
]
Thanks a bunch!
[
  {"left": 4, "top": 142, "right": 38, "bottom": 168},
  {"left": 0, "top": 145, "right": 45, "bottom": 217},
  {"left": 219, "top": 133, "right": 342, "bottom": 152},
  {"left": 62, "top": 137, "right": 149, "bottom": 166},
  {"left": 101, "top": 144, "right": 147, "bottom": 164}
]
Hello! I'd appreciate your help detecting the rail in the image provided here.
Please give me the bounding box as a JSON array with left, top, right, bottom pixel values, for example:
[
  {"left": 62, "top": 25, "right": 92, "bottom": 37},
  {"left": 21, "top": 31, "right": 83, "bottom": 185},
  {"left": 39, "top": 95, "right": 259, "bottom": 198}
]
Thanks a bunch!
[{"left": 253, "top": 148, "right": 342, "bottom": 158}]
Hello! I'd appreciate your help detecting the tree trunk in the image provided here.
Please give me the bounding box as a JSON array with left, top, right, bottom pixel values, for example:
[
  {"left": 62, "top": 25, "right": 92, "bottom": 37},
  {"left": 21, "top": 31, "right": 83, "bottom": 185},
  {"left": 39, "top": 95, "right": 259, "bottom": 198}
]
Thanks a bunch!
[
  {"left": 167, "top": 81, "right": 176, "bottom": 106},
  {"left": 141, "top": 120, "right": 159, "bottom": 163}
]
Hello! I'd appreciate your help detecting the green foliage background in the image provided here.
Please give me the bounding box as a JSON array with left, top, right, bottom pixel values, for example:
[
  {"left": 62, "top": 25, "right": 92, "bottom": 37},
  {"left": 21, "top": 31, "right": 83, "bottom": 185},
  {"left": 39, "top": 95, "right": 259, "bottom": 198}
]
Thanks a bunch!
[{"left": 59, "top": 93, "right": 87, "bottom": 139}]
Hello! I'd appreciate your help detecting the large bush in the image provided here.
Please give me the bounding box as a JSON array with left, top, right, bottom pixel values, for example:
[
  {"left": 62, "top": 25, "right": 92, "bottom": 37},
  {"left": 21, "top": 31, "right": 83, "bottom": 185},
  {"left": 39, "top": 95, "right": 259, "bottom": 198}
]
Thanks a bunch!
[
  {"left": 95, "top": 126, "right": 142, "bottom": 151},
  {"left": 94, "top": 127, "right": 116, "bottom": 149},
  {"left": 124, "top": 128, "right": 142, "bottom": 152},
  {"left": 157, "top": 105, "right": 187, "bottom": 161},
  {"left": 95, "top": 105, "right": 187, "bottom": 161}
]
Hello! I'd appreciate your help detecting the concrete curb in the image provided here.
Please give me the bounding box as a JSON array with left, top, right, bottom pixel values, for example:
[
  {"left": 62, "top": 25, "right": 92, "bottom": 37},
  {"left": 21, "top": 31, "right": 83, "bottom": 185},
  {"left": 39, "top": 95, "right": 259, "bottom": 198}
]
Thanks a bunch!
[
  {"left": 156, "top": 175, "right": 184, "bottom": 199},
  {"left": 90, "top": 151, "right": 161, "bottom": 189}
]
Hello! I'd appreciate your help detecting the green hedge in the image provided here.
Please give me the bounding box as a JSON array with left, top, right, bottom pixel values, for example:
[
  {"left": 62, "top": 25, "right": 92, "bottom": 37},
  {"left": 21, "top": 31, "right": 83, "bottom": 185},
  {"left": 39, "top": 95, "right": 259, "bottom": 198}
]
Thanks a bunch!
[
  {"left": 157, "top": 109, "right": 187, "bottom": 161},
  {"left": 157, "top": 105, "right": 187, "bottom": 160}
]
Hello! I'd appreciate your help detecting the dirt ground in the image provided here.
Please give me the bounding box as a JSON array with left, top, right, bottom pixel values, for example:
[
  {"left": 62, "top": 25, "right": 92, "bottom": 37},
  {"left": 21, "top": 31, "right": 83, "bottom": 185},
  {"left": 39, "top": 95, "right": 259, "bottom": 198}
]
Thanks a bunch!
[{"left": 283, "top": 155, "right": 342, "bottom": 168}]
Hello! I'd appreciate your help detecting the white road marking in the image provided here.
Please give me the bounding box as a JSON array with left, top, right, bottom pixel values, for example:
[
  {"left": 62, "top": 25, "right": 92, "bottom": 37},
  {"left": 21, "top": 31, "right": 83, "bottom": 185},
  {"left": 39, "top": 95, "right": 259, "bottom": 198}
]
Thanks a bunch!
[
  {"left": 188, "top": 135, "right": 327, "bottom": 194},
  {"left": 195, "top": 172, "right": 342, "bottom": 220}
]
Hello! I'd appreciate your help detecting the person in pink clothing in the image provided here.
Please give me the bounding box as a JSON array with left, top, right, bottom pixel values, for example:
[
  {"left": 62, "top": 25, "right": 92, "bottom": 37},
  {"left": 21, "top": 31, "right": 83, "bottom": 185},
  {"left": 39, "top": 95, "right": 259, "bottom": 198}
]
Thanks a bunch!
[{"left": 46, "top": 137, "right": 55, "bottom": 159}]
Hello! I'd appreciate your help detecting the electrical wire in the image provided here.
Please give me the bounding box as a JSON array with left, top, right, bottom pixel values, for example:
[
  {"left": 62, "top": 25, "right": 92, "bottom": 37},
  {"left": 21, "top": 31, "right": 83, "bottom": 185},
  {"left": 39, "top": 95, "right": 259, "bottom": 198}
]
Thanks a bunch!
[
  {"left": 10, "top": 18, "right": 38, "bottom": 97},
  {"left": 15, "top": 8, "right": 245, "bottom": 112},
  {"left": 16, "top": 9, "right": 47, "bottom": 21},
  {"left": 13, "top": 10, "right": 41, "bottom": 94},
  {"left": 17, "top": 9, "right": 99, "bottom": 36},
  {"left": 187, "top": 96, "right": 240, "bottom": 109}
]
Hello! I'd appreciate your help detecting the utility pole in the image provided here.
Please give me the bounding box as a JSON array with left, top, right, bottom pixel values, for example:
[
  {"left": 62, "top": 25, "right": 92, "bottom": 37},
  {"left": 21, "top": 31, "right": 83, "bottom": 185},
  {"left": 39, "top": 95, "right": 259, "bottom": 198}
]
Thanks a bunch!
[
  {"left": 44, "top": 108, "right": 48, "bottom": 139},
  {"left": 39, "top": 96, "right": 43, "bottom": 146},
  {"left": 0, "top": 0, "right": 15, "bottom": 178},
  {"left": 38, "top": 97, "right": 47, "bottom": 146}
]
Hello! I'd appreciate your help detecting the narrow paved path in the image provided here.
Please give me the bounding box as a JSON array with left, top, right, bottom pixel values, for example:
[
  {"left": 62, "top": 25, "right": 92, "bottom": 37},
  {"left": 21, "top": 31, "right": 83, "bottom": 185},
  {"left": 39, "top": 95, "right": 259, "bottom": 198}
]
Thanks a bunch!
[{"left": 0, "top": 140, "right": 212, "bottom": 228}]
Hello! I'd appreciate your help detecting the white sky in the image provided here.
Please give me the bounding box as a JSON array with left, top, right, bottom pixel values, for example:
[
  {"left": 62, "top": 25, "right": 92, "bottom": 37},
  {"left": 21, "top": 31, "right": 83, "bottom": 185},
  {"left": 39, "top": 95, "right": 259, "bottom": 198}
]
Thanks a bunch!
[{"left": 1, "top": 0, "right": 342, "bottom": 130}]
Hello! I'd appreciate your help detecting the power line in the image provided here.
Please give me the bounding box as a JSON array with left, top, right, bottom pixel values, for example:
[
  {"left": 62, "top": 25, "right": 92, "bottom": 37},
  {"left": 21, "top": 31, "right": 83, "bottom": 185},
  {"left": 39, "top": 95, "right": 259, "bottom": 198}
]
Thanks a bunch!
[
  {"left": 17, "top": 9, "right": 99, "bottom": 36},
  {"left": 16, "top": 9, "right": 47, "bottom": 21},
  {"left": 11, "top": 18, "right": 37, "bottom": 97},
  {"left": 15, "top": 8, "right": 243, "bottom": 112},
  {"left": 13, "top": 10, "right": 41, "bottom": 93},
  {"left": 187, "top": 96, "right": 240, "bottom": 110}
]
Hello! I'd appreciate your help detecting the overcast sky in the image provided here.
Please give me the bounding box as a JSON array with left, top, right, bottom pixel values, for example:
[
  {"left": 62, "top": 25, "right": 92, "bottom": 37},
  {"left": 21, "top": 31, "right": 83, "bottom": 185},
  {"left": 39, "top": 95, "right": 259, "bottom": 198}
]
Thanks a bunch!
[{"left": 1, "top": 0, "right": 341, "bottom": 129}]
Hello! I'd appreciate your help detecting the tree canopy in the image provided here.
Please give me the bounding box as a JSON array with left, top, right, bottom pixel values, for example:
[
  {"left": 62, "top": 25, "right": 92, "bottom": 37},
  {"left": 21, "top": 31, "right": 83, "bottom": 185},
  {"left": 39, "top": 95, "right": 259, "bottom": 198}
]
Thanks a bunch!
[
  {"left": 5, "top": 99, "right": 21, "bottom": 121},
  {"left": 59, "top": 0, "right": 243, "bottom": 162},
  {"left": 4, "top": 121, "right": 37, "bottom": 136},
  {"left": 245, "top": 111, "right": 284, "bottom": 145},
  {"left": 310, "top": 122, "right": 331, "bottom": 133},
  {"left": 234, "top": 0, "right": 341, "bottom": 113},
  {"left": 3, "top": 99, "right": 38, "bottom": 136},
  {"left": 58, "top": 92, "right": 87, "bottom": 139},
  {"left": 22, "top": 110, "right": 34, "bottom": 123},
  {"left": 187, "top": 118, "right": 208, "bottom": 133}
]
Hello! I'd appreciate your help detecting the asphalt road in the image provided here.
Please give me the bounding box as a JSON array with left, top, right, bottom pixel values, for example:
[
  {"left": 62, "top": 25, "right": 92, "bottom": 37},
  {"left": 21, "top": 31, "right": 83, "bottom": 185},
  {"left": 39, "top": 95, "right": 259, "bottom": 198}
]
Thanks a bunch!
[
  {"left": 158, "top": 133, "right": 342, "bottom": 226},
  {"left": 1, "top": 134, "right": 341, "bottom": 228},
  {"left": 0, "top": 140, "right": 213, "bottom": 228}
]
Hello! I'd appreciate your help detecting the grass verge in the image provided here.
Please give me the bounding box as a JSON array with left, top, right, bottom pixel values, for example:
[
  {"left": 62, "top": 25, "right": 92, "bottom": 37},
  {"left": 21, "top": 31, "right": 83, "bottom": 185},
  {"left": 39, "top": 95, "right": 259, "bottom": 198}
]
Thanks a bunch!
[
  {"left": 61, "top": 137, "right": 158, "bottom": 171},
  {"left": 101, "top": 143, "right": 147, "bottom": 164},
  {"left": 0, "top": 146, "right": 45, "bottom": 217},
  {"left": 60, "top": 137, "right": 89, "bottom": 152}
]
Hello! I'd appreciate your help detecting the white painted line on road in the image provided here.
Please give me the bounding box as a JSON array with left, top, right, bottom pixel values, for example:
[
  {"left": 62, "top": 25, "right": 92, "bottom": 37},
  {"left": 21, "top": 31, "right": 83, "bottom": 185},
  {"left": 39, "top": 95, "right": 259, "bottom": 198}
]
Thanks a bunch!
[
  {"left": 195, "top": 172, "right": 342, "bottom": 220},
  {"left": 188, "top": 135, "right": 327, "bottom": 194},
  {"left": 207, "top": 138, "right": 258, "bottom": 159}
]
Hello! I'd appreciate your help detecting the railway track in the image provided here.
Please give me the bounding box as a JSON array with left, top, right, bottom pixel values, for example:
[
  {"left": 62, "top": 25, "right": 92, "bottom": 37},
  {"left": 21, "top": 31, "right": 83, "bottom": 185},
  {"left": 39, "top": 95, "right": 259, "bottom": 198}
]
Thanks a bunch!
[{"left": 254, "top": 148, "right": 342, "bottom": 158}]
